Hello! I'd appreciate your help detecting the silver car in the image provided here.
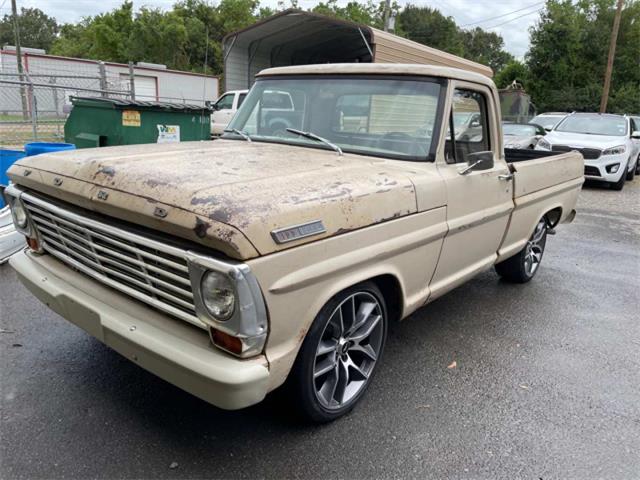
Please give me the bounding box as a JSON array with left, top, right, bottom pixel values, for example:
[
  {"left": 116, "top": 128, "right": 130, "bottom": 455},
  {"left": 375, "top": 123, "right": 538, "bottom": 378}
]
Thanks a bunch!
[{"left": 503, "top": 122, "right": 547, "bottom": 149}]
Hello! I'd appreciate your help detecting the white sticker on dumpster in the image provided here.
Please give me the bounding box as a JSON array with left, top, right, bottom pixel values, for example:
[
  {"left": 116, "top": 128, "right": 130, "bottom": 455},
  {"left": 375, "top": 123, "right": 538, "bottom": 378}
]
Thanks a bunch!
[{"left": 157, "top": 125, "right": 180, "bottom": 143}]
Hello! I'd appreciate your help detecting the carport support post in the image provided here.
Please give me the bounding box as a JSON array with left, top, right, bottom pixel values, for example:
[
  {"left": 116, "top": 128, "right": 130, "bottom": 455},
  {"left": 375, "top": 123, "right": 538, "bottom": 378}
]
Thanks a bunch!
[{"left": 128, "top": 62, "right": 136, "bottom": 101}]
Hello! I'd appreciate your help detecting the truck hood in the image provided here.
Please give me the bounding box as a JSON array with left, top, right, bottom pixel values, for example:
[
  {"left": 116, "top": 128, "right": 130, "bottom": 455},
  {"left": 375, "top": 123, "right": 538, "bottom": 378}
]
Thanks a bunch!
[
  {"left": 545, "top": 131, "right": 627, "bottom": 149},
  {"left": 8, "top": 140, "right": 417, "bottom": 260}
]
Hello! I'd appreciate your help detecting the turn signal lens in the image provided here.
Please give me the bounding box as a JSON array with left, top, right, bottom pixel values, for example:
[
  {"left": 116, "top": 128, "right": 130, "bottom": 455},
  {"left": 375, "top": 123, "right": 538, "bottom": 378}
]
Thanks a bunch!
[
  {"left": 26, "top": 237, "right": 40, "bottom": 251},
  {"left": 211, "top": 328, "right": 243, "bottom": 356}
]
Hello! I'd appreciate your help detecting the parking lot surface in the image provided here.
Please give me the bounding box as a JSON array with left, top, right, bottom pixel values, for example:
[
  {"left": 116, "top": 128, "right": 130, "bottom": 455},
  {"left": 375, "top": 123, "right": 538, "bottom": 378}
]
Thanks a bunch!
[{"left": 1, "top": 179, "right": 639, "bottom": 479}]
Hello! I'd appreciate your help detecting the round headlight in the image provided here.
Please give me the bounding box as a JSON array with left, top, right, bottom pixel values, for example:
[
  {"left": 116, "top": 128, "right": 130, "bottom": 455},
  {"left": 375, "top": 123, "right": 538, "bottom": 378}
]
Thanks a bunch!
[
  {"left": 200, "top": 271, "right": 235, "bottom": 320},
  {"left": 12, "top": 200, "right": 28, "bottom": 229}
]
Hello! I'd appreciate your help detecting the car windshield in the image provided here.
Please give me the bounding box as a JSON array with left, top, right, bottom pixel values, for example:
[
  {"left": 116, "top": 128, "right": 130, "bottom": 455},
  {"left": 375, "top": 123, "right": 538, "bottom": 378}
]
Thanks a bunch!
[
  {"left": 224, "top": 76, "right": 443, "bottom": 161},
  {"left": 556, "top": 115, "right": 628, "bottom": 136},
  {"left": 503, "top": 123, "right": 537, "bottom": 136},
  {"left": 530, "top": 114, "right": 565, "bottom": 130}
]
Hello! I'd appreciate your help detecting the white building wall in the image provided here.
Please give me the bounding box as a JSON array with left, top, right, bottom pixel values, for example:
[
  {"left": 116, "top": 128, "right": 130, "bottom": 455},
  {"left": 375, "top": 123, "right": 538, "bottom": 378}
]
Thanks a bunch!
[{"left": 0, "top": 50, "right": 219, "bottom": 117}]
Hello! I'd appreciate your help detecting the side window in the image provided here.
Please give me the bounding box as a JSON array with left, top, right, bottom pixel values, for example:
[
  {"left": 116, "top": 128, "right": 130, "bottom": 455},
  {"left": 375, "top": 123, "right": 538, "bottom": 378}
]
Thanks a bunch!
[
  {"left": 237, "top": 93, "right": 247, "bottom": 108},
  {"left": 445, "top": 89, "right": 490, "bottom": 164},
  {"left": 216, "top": 94, "right": 234, "bottom": 110}
]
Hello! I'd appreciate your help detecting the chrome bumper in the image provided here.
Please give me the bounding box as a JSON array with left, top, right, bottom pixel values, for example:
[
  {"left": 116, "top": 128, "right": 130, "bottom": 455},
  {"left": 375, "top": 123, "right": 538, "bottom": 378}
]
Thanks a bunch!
[{"left": 9, "top": 250, "right": 270, "bottom": 410}]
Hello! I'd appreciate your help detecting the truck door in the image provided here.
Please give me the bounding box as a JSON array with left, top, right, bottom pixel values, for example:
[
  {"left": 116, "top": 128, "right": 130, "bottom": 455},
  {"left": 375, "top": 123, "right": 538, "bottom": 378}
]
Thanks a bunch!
[{"left": 429, "top": 82, "right": 514, "bottom": 299}]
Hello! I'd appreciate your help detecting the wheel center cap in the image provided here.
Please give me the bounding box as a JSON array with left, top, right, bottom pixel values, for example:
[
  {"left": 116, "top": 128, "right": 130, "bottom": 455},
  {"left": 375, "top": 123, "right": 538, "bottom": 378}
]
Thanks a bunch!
[{"left": 338, "top": 338, "right": 350, "bottom": 355}]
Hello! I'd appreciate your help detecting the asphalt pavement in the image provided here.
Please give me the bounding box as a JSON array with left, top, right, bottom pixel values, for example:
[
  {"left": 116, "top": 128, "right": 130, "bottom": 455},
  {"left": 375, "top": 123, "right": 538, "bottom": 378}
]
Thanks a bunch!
[{"left": 1, "top": 178, "right": 639, "bottom": 479}]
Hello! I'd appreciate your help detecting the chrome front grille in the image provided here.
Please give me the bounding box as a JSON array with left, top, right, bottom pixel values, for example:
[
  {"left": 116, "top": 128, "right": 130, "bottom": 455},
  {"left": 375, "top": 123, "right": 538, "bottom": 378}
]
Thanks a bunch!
[{"left": 21, "top": 191, "right": 205, "bottom": 329}]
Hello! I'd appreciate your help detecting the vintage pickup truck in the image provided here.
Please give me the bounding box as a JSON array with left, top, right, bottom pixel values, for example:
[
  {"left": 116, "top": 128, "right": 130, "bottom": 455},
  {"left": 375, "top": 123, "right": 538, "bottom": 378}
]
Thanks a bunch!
[{"left": 3, "top": 64, "right": 583, "bottom": 422}]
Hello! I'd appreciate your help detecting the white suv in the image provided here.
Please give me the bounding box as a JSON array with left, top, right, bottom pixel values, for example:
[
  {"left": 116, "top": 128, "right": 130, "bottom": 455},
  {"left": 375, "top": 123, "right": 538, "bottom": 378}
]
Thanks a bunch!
[{"left": 536, "top": 113, "right": 640, "bottom": 190}]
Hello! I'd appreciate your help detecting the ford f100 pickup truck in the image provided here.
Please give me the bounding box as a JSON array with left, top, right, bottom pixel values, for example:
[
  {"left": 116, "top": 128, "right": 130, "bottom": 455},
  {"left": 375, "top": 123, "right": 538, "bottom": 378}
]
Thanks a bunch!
[{"left": 3, "top": 64, "right": 584, "bottom": 422}]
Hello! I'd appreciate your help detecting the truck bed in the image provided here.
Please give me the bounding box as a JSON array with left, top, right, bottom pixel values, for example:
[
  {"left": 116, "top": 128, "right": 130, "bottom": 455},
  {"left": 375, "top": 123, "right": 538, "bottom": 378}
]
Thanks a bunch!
[{"left": 504, "top": 148, "right": 558, "bottom": 163}]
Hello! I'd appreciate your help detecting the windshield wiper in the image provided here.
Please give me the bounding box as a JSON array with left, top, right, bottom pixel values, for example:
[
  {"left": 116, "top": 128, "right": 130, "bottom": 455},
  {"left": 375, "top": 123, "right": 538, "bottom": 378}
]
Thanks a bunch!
[
  {"left": 286, "top": 128, "right": 342, "bottom": 156},
  {"left": 223, "top": 128, "right": 252, "bottom": 142}
]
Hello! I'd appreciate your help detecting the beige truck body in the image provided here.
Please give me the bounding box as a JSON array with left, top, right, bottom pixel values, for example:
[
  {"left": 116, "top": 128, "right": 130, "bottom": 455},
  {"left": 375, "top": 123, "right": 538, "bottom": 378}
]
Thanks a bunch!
[{"left": 6, "top": 64, "right": 583, "bottom": 409}]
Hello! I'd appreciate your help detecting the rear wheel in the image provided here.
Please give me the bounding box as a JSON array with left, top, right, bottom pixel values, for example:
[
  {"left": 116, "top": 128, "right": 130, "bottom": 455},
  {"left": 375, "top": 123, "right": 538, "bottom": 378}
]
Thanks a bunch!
[
  {"left": 289, "top": 282, "right": 387, "bottom": 423},
  {"left": 495, "top": 217, "right": 547, "bottom": 283}
]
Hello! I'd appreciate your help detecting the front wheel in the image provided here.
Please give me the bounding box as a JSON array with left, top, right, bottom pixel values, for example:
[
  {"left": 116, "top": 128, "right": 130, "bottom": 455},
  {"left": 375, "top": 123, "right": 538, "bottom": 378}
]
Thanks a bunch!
[
  {"left": 289, "top": 282, "right": 387, "bottom": 423},
  {"left": 495, "top": 217, "right": 547, "bottom": 283},
  {"left": 626, "top": 160, "right": 635, "bottom": 181},
  {"left": 610, "top": 162, "right": 627, "bottom": 190}
]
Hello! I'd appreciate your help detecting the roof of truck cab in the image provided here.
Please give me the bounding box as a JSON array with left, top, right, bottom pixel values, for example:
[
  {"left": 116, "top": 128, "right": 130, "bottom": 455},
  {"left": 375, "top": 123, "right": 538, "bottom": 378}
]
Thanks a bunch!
[{"left": 256, "top": 63, "right": 495, "bottom": 88}]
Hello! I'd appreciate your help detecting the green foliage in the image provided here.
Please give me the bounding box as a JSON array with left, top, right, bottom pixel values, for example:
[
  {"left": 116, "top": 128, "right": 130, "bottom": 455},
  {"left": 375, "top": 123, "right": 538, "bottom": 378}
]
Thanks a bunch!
[
  {"left": 0, "top": 7, "right": 59, "bottom": 51},
  {"left": 494, "top": 60, "right": 529, "bottom": 89},
  {"left": 398, "top": 5, "right": 464, "bottom": 56},
  {"left": 460, "top": 28, "right": 514, "bottom": 72},
  {"left": 526, "top": 0, "right": 640, "bottom": 113}
]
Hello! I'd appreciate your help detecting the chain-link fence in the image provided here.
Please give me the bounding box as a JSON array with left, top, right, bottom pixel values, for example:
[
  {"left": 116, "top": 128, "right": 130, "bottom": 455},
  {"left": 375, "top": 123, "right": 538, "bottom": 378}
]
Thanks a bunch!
[
  {"left": 0, "top": 57, "right": 214, "bottom": 149},
  {"left": 0, "top": 62, "right": 133, "bottom": 148}
]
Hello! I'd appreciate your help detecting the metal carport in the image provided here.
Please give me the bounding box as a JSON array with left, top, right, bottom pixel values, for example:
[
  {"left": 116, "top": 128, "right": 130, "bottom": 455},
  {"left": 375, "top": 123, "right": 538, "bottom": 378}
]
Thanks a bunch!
[{"left": 222, "top": 9, "right": 493, "bottom": 91}]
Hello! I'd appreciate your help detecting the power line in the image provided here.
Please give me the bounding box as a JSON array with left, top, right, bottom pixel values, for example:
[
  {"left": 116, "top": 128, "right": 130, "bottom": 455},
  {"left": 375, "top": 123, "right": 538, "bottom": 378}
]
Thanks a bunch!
[
  {"left": 484, "top": 8, "right": 543, "bottom": 29},
  {"left": 460, "top": 2, "right": 544, "bottom": 27}
]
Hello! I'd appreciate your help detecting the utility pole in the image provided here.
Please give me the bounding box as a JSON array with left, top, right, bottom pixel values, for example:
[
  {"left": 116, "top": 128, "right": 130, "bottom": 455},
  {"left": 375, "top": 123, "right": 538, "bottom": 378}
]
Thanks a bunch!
[
  {"left": 383, "top": 0, "right": 391, "bottom": 32},
  {"left": 600, "top": 0, "right": 624, "bottom": 113},
  {"left": 11, "top": 0, "right": 29, "bottom": 119}
]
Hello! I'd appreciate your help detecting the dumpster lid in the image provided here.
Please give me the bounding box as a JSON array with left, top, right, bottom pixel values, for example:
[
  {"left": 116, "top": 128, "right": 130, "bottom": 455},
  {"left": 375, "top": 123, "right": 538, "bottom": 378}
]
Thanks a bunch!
[{"left": 70, "top": 96, "right": 211, "bottom": 113}]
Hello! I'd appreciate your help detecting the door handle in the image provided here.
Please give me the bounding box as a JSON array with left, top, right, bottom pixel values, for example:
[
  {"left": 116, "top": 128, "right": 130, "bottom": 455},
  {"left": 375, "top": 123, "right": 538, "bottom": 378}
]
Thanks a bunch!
[{"left": 498, "top": 173, "right": 513, "bottom": 181}]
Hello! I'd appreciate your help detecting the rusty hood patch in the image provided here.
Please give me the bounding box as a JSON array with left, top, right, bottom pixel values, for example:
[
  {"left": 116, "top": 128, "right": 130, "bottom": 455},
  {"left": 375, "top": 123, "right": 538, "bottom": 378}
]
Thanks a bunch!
[{"left": 8, "top": 140, "right": 417, "bottom": 259}]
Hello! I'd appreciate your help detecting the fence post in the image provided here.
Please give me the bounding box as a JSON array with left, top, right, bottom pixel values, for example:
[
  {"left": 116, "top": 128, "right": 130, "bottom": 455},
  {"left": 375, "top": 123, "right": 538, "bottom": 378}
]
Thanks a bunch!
[
  {"left": 99, "top": 61, "right": 108, "bottom": 97},
  {"left": 128, "top": 62, "right": 136, "bottom": 101},
  {"left": 28, "top": 81, "right": 38, "bottom": 141}
]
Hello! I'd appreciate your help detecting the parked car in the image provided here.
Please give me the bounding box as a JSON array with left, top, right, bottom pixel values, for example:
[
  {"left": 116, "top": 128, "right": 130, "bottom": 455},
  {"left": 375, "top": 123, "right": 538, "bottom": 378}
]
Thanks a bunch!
[
  {"left": 503, "top": 122, "right": 547, "bottom": 149},
  {"left": 210, "top": 89, "right": 248, "bottom": 136},
  {"left": 4, "top": 63, "right": 583, "bottom": 422},
  {"left": 0, "top": 206, "right": 25, "bottom": 264},
  {"left": 529, "top": 112, "right": 569, "bottom": 131},
  {"left": 536, "top": 113, "right": 640, "bottom": 190},
  {"left": 631, "top": 115, "right": 640, "bottom": 175}
]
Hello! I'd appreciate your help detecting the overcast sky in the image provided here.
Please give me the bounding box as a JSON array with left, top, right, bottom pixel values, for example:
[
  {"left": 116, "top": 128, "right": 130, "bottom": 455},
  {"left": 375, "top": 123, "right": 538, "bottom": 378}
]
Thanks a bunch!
[{"left": 3, "top": 0, "right": 544, "bottom": 58}]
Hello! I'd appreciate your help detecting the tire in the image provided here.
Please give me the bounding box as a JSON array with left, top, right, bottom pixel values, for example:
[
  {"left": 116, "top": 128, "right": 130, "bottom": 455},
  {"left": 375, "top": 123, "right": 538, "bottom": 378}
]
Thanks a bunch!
[
  {"left": 610, "top": 169, "right": 626, "bottom": 190},
  {"left": 289, "top": 281, "right": 388, "bottom": 423},
  {"left": 635, "top": 156, "right": 640, "bottom": 175},
  {"left": 495, "top": 217, "right": 547, "bottom": 283},
  {"left": 626, "top": 159, "right": 635, "bottom": 181}
]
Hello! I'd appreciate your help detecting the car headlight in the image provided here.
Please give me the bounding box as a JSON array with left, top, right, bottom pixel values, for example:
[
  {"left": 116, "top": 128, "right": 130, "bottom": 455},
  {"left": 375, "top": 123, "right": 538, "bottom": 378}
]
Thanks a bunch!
[
  {"left": 602, "top": 145, "right": 626, "bottom": 156},
  {"left": 11, "top": 199, "right": 29, "bottom": 229},
  {"left": 200, "top": 270, "right": 236, "bottom": 320},
  {"left": 537, "top": 138, "right": 551, "bottom": 150}
]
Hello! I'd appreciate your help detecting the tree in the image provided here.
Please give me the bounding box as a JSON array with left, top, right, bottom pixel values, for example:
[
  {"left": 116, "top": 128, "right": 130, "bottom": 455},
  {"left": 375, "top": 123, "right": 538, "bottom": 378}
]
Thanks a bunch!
[
  {"left": 494, "top": 60, "right": 529, "bottom": 89},
  {"left": 460, "top": 28, "right": 514, "bottom": 72},
  {"left": 398, "top": 5, "right": 464, "bottom": 56},
  {"left": 526, "top": 0, "right": 640, "bottom": 113},
  {"left": 0, "top": 7, "right": 58, "bottom": 51}
]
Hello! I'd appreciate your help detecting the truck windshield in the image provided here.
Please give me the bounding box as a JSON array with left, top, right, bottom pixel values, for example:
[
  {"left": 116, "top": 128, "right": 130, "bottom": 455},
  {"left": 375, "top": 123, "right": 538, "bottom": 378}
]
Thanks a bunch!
[
  {"left": 556, "top": 114, "right": 628, "bottom": 136},
  {"left": 224, "top": 77, "right": 443, "bottom": 161}
]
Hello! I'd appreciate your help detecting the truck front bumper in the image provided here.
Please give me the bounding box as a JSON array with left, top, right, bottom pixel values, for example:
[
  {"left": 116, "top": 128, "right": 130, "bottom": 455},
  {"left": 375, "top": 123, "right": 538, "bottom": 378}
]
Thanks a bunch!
[{"left": 9, "top": 249, "right": 270, "bottom": 410}]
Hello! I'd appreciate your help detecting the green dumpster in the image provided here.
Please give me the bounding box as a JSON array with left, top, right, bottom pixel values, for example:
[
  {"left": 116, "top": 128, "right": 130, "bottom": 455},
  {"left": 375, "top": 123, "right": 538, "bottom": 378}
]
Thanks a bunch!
[{"left": 64, "top": 97, "right": 211, "bottom": 148}]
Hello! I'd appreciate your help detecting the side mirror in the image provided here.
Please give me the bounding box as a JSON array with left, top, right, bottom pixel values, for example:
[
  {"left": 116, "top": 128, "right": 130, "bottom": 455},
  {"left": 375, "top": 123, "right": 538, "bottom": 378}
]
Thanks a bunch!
[
  {"left": 459, "top": 151, "right": 494, "bottom": 175},
  {"left": 631, "top": 131, "right": 640, "bottom": 139},
  {"left": 544, "top": 127, "right": 552, "bottom": 132}
]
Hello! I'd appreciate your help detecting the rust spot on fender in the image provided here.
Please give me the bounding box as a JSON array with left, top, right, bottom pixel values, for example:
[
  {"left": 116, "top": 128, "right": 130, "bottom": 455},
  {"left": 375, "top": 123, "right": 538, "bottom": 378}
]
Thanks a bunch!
[{"left": 193, "top": 217, "right": 210, "bottom": 238}]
